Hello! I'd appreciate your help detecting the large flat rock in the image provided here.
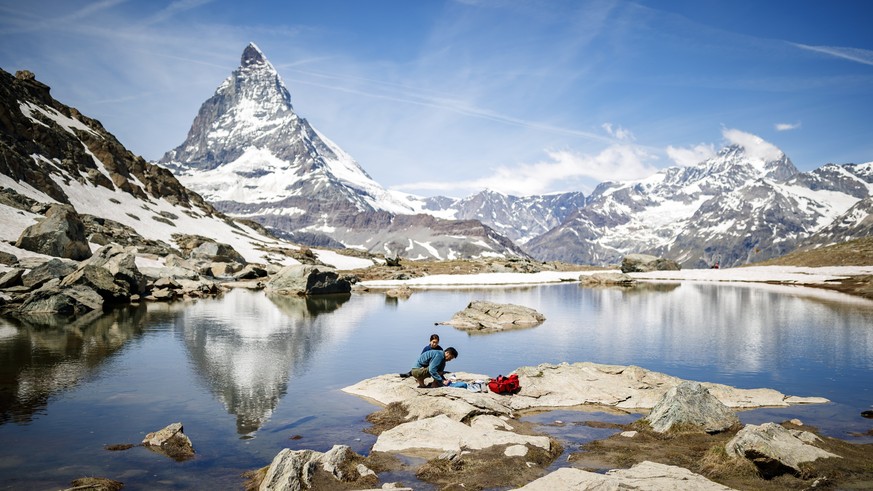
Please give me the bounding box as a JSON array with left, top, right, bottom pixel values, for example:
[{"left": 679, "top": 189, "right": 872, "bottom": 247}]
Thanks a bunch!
[{"left": 516, "top": 461, "right": 737, "bottom": 490}]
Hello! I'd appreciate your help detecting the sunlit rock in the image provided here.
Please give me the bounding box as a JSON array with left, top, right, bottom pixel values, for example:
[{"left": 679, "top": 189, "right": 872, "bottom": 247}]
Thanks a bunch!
[
  {"left": 142, "top": 422, "right": 195, "bottom": 461},
  {"left": 436, "top": 300, "right": 545, "bottom": 333},
  {"left": 644, "top": 381, "right": 740, "bottom": 433},
  {"left": 516, "top": 461, "right": 736, "bottom": 490},
  {"left": 726, "top": 422, "right": 840, "bottom": 477}
]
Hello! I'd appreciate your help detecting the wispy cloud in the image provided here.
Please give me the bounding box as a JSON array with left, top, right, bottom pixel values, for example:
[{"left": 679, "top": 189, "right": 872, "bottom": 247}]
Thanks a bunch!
[
  {"left": 792, "top": 43, "right": 873, "bottom": 67},
  {"left": 666, "top": 143, "right": 716, "bottom": 167},
  {"left": 141, "top": 0, "right": 215, "bottom": 26},
  {"left": 395, "top": 145, "right": 659, "bottom": 196},
  {"left": 775, "top": 122, "right": 801, "bottom": 131},
  {"left": 722, "top": 128, "right": 783, "bottom": 162}
]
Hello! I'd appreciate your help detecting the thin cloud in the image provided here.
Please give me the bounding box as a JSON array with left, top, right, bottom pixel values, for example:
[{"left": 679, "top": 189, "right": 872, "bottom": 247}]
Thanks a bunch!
[
  {"left": 775, "top": 122, "right": 801, "bottom": 131},
  {"left": 141, "top": 0, "right": 215, "bottom": 26},
  {"left": 722, "top": 128, "right": 783, "bottom": 162},
  {"left": 601, "top": 122, "right": 635, "bottom": 141},
  {"left": 793, "top": 43, "right": 873, "bottom": 67}
]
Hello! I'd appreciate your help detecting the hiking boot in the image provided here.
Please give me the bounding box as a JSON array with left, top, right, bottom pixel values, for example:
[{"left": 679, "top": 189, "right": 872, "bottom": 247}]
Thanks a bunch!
[{"left": 399, "top": 371, "right": 411, "bottom": 378}]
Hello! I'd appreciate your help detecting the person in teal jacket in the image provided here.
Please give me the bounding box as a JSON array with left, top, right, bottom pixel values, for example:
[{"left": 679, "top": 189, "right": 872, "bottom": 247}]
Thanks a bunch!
[{"left": 411, "top": 347, "right": 458, "bottom": 388}]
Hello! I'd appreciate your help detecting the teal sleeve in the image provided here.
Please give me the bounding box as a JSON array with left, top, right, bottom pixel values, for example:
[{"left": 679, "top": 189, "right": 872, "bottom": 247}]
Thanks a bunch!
[{"left": 428, "top": 354, "right": 444, "bottom": 382}]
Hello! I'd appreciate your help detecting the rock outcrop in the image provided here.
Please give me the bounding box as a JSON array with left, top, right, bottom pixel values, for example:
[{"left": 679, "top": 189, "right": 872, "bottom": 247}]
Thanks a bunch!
[
  {"left": 265, "top": 264, "right": 351, "bottom": 295},
  {"left": 258, "top": 444, "right": 377, "bottom": 491},
  {"left": 436, "top": 300, "right": 545, "bottom": 333},
  {"left": 644, "top": 381, "right": 740, "bottom": 433},
  {"left": 726, "top": 422, "right": 840, "bottom": 477},
  {"left": 516, "top": 461, "right": 737, "bottom": 490}
]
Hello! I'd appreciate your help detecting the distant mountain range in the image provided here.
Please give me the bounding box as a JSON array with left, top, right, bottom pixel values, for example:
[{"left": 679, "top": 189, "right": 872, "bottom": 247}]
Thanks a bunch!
[
  {"left": 158, "top": 43, "right": 872, "bottom": 267},
  {"left": 2, "top": 43, "right": 870, "bottom": 269}
]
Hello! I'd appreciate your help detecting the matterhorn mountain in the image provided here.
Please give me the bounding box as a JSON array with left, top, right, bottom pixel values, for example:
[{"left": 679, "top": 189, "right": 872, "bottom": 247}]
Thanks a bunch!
[
  {"left": 0, "top": 66, "right": 310, "bottom": 267},
  {"left": 160, "top": 43, "right": 527, "bottom": 260},
  {"left": 525, "top": 144, "right": 872, "bottom": 268}
]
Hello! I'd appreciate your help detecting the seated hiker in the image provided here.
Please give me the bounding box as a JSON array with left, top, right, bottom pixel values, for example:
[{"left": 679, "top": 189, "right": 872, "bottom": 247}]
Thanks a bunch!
[
  {"left": 422, "top": 333, "right": 442, "bottom": 353},
  {"left": 399, "top": 334, "right": 443, "bottom": 378},
  {"left": 411, "top": 347, "right": 458, "bottom": 388}
]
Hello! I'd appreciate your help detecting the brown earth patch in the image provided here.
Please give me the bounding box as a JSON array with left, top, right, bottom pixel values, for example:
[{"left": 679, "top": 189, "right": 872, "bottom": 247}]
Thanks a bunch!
[{"left": 570, "top": 420, "right": 873, "bottom": 490}]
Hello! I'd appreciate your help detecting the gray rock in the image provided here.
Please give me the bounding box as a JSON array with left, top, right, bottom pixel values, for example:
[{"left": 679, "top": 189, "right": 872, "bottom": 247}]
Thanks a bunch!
[
  {"left": 644, "top": 381, "right": 740, "bottom": 433},
  {"left": 142, "top": 422, "right": 195, "bottom": 461},
  {"left": 437, "top": 300, "right": 545, "bottom": 333},
  {"left": 15, "top": 204, "right": 92, "bottom": 260},
  {"left": 516, "top": 461, "right": 737, "bottom": 490},
  {"left": 265, "top": 264, "right": 351, "bottom": 295},
  {"left": 371, "top": 414, "right": 549, "bottom": 456},
  {"left": 579, "top": 271, "right": 636, "bottom": 285},
  {"left": 0, "top": 250, "right": 18, "bottom": 266},
  {"left": 21, "top": 258, "right": 77, "bottom": 289},
  {"left": 60, "top": 265, "right": 130, "bottom": 303},
  {"left": 259, "top": 444, "right": 369, "bottom": 491},
  {"left": 190, "top": 240, "right": 246, "bottom": 264},
  {"left": 209, "top": 261, "right": 243, "bottom": 277},
  {"left": 80, "top": 244, "right": 146, "bottom": 295},
  {"left": 620, "top": 253, "right": 681, "bottom": 273},
  {"left": 18, "top": 283, "right": 104, "bottom": 315},
  {"left": 725, "top": 422, "right": 839, "bottom": 477},
  {"left": 0, "top": 268, "right": 23, "bottom": 288}
]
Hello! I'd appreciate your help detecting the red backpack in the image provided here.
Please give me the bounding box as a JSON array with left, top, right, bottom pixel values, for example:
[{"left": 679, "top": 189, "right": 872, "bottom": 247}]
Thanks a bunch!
[{"left": 488, "top": 374, "right": 520, "bottom": 394}]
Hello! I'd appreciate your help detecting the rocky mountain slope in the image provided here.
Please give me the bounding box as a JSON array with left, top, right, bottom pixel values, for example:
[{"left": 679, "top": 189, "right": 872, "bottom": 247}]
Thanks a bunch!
[
  {"left": 0, "top": 67, "right": 308, "bottom": 266},
  {"left": 159, "top": 43, "right": 526, "bottom": 261}
]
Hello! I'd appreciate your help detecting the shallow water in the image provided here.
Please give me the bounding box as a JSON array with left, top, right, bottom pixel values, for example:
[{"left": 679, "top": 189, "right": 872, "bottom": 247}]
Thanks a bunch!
[{"left": 1, "top": 281, "right": 872, "bottom": 489}]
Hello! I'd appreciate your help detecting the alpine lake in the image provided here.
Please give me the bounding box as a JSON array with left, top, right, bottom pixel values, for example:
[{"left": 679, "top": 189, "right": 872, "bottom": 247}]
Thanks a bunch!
[{"left": 1, "top": 280, "right": 872, "bottom": 490}]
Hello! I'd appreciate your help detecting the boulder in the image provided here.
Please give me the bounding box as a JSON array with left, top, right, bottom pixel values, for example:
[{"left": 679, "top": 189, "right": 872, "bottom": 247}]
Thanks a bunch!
[
  {"left": 644, "top": 381, "right": 740, "bottom": 433},
  {"left": 372, "top": 414, "right": 550, "bottom": 456},
  {"left": 579, "top": 271, "right": 636, "bottom": 285},
  {"left": 80, "top": 244, "right": 146, "bottom": 295},
  {"left": 21, "top": 258, "right": 77, "bottom": 289},
  {"left": 386, "top": 285, "right": 413, "bottom": 298},
  {"left": 0, "top": 268, "right": 23, "bottom": 289},
  {"left": 265, "top": 264, "right": 351, "bottom": 295},
  {"left": 725, "top": 422, "right": 839, "bottom": 477},
  {"left": 436, "top": 300, "right": 545, "bottom": 333},
  {"left": 258, "top": 444, "right": 375, "bottom": 491},
  {"left": 516, "top": 461, "right": 736, "bottom": 490},
  {"left": 15, "top": 204, "right": 92, "bottom": 260},
  {"left": 232, "top": 263, "right": 268, "bottom": 280},
  {"left": 209, "top": 261, "right": 244, "bottom": 277},
  {"left": 142, "top": 422, "right": 194, "bottom": 461},
  {"left": 190, "top": 240, "right": 246, "bottom": 264},
  {"left": 18, "top": 283, "right": 104, "bottom": 315},
  {"left": 620, "top": 253, "right": 681, "bottom": 273},
  {"left": 60, "top": 265, "right": 130, "bottom": 303},
  {"left": 0, "top": 250, "right": 18, "bottom": 266}
]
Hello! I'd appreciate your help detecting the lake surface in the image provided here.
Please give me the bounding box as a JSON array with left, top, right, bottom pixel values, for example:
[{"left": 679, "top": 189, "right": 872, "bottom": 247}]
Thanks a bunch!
[{"left": 1, "top": 281, "right": 872, "bottom": 490}]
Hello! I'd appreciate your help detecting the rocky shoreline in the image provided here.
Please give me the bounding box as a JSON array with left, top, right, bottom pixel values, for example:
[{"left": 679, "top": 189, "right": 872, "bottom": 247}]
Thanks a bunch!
[{"left": 239, "top": 362, "right": 873, "bottom": 490}]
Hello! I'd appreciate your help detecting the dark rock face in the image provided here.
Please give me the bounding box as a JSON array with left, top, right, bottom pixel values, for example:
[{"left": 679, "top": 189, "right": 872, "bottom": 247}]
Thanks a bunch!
[
  {"left": 15, "top": 204, "right": 92, "bottom": 260},
  {"left": 21, "top": 258, "right": 78, "bottom": 289},
  {"left": 265, "top": 265, "right": 352, "bottom": 296}
]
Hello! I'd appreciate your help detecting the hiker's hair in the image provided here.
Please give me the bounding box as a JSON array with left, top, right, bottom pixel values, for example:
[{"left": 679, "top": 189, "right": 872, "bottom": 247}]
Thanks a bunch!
[
  {"left": 445, "top": 347, "right": 458, "bottom": 358},
  {"left": 430, "top": 334, "right": 440, "bottom": 341}
]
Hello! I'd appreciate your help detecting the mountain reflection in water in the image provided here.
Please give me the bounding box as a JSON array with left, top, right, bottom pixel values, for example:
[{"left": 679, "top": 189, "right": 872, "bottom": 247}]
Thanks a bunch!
[
  {"left": 180, "top": 292, "right": 350, "bottom": 435},
  {"left": 0, "top": 282, "right": 871, "bottom": 490}
]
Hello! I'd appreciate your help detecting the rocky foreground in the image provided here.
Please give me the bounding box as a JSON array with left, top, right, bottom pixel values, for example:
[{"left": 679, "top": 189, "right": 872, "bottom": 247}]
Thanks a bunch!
[{"left": 235, "top": 361, "right": 873, "bottom": 491}]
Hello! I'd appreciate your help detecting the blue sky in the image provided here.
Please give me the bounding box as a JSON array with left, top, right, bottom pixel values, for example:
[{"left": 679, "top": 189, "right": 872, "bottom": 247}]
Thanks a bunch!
[{"left": 1, "top": 0, "right": 871, "bottom": 197}]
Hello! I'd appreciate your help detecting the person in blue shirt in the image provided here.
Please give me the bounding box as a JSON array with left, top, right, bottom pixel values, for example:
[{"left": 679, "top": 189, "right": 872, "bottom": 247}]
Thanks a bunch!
[
  {"left": 422, "top": 334, "right": 442, "bottom": 353},
  {"left": 411, "top": 347, "right": 458, "bottom": 388},
  {"left": 399, "top": 334, "right": 443, "bottom": 378}
]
